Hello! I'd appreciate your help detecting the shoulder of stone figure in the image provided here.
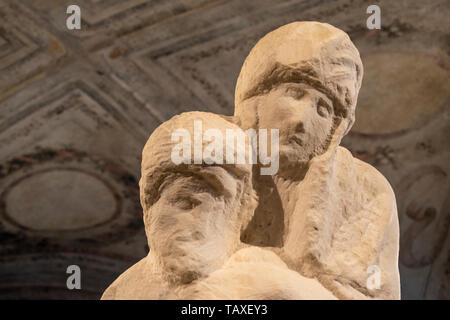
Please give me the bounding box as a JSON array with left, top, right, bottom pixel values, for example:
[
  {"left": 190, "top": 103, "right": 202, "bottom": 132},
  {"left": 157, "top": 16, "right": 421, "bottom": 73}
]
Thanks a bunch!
[
  {"left": 100, "top": 257, "right": 176, "bottom": 300},
  {"left": 334, "top": 145, "right": 399, "bottom": 252},
  {"left": 336, "top": 146, "right": 396, "bottom": 203},
  {"left": 334, "top": 146, "right": 401, "bottom": 300},
  {"left": 100, "top": 257, "right": 146, "bottom": 300}
]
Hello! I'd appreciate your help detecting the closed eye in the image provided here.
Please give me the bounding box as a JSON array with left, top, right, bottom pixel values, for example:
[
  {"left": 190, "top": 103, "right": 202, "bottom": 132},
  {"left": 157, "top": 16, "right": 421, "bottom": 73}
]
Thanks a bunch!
[
  {"left": 317, "top": 98, "right": 332, "bottom": 118},
  {"left": 174, "top": 196, "right": 201, "bottom": 210},
  {"left": 285, "top": 86, "right": 306, "bottom": 100}
]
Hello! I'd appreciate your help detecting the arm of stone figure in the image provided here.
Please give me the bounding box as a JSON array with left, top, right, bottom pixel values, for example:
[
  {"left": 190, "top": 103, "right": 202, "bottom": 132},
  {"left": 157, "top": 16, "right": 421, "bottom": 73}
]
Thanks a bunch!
[
  {"left": 280, "top": 140, "right": 401, "bottom": 299},
  {"left": 179, "top": 247, "right": 337, "bottom": 300},
  {"left": 321, "top": 161, "right": 401, "bottom": 300},
  {"left": 356, "top": 164, "right": 401, "bottom": 299}
]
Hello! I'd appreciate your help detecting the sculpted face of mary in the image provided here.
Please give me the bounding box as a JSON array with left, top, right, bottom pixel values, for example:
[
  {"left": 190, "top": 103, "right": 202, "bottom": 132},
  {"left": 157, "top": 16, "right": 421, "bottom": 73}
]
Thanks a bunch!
[{"left": 234, "top": 21, "right": 363, "bottom": 169}]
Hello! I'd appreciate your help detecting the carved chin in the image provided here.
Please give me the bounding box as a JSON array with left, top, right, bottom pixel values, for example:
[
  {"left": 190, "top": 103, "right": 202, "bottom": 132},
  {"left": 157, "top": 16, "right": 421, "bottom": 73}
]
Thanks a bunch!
[
  {"left": 154, "top": 240, "right": 216, "bottom": 285},
  {"left": 279, "top": 137, "right": 332, "bottom": 165},
  {"left": 164, "top": 262, "right": 201, "bottom": 285}
]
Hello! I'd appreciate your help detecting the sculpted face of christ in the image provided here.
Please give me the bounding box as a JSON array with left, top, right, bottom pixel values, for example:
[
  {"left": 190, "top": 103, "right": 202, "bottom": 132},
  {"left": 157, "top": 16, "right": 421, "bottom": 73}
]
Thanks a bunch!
[{"left": 139, "top": 112, "right": 257, "bottom": 285}]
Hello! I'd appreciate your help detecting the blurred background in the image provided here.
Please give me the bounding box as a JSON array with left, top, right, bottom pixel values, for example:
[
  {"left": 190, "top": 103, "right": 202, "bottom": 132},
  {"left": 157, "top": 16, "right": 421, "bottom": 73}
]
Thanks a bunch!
[{"left": 0, "top": 0, "right": 448, "bottom": 299}]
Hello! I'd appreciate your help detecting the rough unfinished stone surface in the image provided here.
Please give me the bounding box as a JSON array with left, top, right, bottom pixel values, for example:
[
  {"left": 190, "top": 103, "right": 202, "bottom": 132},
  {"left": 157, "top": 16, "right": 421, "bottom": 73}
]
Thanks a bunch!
[{"left": 102, "top": 22, "right": 400, "bottom": 300}]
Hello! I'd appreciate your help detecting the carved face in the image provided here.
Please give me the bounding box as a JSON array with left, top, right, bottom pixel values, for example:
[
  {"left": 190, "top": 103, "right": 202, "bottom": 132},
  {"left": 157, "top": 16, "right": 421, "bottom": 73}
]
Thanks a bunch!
[
  {"left": 241, "top": 82, "right": 335, "bottom": 166},
  {"left": 145, "top": 165, "right": 248, "bottom": 283}
]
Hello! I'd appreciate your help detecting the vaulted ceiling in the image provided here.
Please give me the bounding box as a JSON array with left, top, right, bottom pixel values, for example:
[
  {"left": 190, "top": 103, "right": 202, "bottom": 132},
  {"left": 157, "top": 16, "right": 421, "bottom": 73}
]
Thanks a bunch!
[{"left": 0, "top": 0, "right": 448, "bottom": 299}]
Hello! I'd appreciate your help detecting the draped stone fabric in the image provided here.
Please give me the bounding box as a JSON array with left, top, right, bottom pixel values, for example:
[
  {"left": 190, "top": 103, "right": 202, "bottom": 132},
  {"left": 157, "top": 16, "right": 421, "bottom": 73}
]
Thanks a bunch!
[{"left": 282, "top": 141, "right": 400, "bottom": 299}]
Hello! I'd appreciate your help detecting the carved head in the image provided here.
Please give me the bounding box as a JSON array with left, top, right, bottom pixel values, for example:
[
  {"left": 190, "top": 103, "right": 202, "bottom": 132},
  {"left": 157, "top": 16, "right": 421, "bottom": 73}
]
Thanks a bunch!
[
  {"left": 235, "top": 21, "right": 363, "bottom": 168},
  {"left": 139, "top": 112, "right": 257, "bottom": 284}
]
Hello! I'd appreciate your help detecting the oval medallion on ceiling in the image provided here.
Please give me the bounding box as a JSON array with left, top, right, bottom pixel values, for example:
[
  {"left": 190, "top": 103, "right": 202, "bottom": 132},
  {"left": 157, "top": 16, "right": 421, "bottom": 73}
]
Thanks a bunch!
[{"left": 4, "top": 169, "right": 118, "bottom": 231}]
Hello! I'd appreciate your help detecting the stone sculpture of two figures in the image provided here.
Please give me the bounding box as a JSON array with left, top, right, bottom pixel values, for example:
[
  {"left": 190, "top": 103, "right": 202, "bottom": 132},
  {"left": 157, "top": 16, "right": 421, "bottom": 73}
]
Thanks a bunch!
[{"left": 102, "top": 22, "right": 401, "bottom": 300}]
